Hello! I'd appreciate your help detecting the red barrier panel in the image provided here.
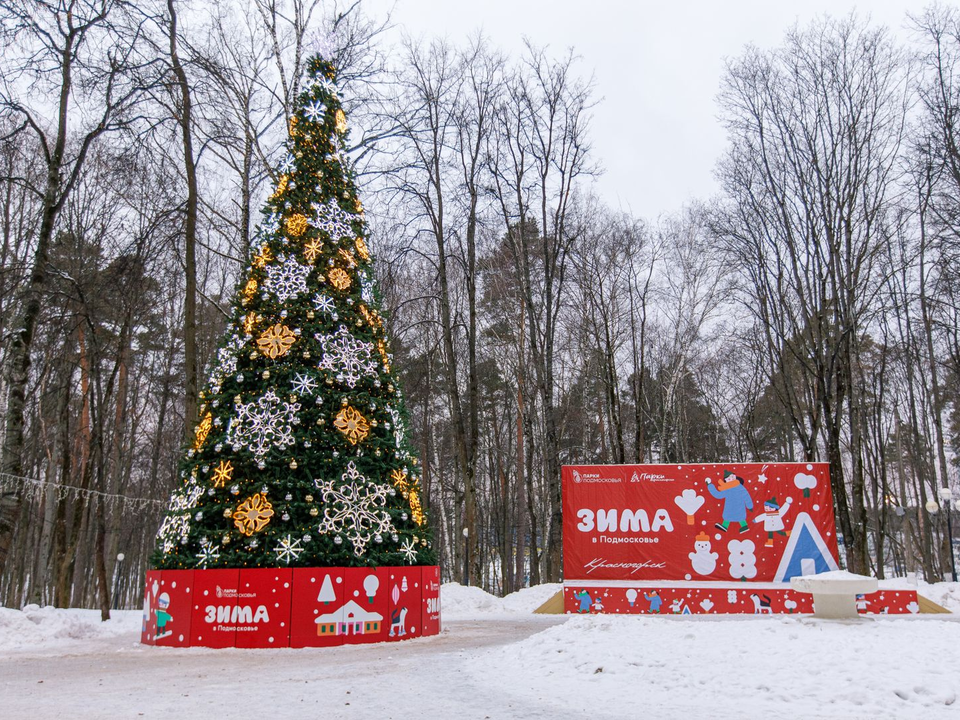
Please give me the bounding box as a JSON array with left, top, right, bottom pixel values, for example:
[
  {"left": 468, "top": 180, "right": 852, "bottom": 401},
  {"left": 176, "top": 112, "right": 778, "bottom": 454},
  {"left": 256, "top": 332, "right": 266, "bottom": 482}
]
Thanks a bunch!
[
  {"left": 140, "top": 570, "right": 160, "bottom": 645},
  {"left": 386, "top": 566, "right": 422, "bottom": 641},
  {"left": 141, "top": 570, "right": 195, "bottom": 646},
  {"left": 290, "top": 567, "right": 345, "bottom": 648},
  {"left": 563, "top": 583, "right": 921, "bottom": 615},
  {"left": 235, "top": 568, "right": 293, "bottom": 648},
  {"left": 421, "top": 566, "right": 441, "bottom": 637},
  {"left": 142, "top": 566, "right": 439, "bottom": 648},
  {"left": 341, "top": 567, "right": 389, "bottom": 644},
  {"left": 190, "top": 568, "right": 241, "bottom": 648}
]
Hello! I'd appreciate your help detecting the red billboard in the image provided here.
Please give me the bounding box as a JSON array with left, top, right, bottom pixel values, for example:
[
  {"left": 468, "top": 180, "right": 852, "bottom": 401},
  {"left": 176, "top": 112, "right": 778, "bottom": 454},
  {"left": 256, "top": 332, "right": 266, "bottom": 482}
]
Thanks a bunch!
[{"left": 562, "top": 463, "right": 840, "bottom": 582}]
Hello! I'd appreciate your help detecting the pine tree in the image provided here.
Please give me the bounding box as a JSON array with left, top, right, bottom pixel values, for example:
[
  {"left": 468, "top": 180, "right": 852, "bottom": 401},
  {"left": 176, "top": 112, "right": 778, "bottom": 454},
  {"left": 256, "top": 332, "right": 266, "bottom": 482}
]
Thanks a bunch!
[{"left": 153, "top": 54, "right": 434, "bottom": 570}]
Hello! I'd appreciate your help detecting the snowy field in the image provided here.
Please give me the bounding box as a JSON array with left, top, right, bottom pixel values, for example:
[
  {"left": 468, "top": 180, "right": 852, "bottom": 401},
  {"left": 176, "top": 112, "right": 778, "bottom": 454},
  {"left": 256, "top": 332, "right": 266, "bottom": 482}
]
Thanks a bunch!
[{"left": 1, "top": 582, "right": 958, "bottom": 719}]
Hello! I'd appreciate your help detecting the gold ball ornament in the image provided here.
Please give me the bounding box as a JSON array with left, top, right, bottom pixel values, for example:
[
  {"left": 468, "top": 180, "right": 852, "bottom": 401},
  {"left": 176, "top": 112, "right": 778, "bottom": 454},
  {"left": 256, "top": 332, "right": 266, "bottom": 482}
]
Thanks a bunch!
[{"left": 310, "top": 507, "right": 319, "bottom": 517}]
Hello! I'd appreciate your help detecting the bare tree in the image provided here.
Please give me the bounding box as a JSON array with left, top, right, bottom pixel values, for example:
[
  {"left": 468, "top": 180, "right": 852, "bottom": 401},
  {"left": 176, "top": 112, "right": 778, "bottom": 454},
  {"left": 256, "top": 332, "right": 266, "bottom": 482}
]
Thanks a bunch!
[
  {"left": 714, "top": 15, "right": 911, "bottom": 572},
  {"left": 0, "top": 0, "right": 144, "bottom": 576}
]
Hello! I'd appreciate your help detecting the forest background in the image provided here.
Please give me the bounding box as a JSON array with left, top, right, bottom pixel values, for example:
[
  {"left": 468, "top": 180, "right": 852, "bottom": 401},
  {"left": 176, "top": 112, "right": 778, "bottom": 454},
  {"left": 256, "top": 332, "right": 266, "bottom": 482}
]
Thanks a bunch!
[{"left": 1, "top": 0, "right": 959, "bottom": 613}]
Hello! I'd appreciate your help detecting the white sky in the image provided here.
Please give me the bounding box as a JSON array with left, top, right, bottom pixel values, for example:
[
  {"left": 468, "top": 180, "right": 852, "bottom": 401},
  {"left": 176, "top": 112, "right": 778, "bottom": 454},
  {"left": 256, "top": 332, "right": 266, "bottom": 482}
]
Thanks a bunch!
[{"left": 370, "top": 0, "right": 924, "bottom": 220}]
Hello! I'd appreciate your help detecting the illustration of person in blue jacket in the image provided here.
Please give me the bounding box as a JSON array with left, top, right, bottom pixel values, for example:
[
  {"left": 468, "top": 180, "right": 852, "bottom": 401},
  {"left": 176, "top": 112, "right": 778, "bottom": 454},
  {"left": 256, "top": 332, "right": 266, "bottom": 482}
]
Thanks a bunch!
[
  {"left": 575, "top": 589, "right": 593, "bottom": 613},
  {"left": 644, "top": 591, "right": 662, "bottom": 614},
  {"left": 707, "top": 470, "right": 754, "bottom": 533}
]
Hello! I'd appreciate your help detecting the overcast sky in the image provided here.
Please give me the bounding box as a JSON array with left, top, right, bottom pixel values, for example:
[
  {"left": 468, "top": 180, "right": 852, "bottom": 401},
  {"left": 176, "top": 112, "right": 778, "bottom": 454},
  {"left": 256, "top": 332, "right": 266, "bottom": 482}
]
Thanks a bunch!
[{"left": 368, "top": 0, "right": 925, "bottom": 220}]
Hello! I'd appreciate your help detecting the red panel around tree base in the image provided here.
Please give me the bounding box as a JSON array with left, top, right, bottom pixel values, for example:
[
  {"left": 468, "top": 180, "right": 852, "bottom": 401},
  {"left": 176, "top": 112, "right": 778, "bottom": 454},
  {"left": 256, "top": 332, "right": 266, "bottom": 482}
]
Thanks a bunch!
[
  {"left": 290, "top": 567, "right": 346, "bottom": 648},
  {"left": 140, "top": 571, "right": 160, "bottom": 645},
  {"left": 141, "top": 570, "right": 195, "bottom": 646},
  {"left": 190, "top": 568, "right": 240, "bottom": 648},
  {"left": 141, "top": 566, "right": 440, "bottom": 648},
  {"left": 563, "top": 582, "right": 921, "bottom": 615},
  {"left": 421, "top": 565, "right": 441, "bottom": 636},
  {"left": 235, "top": 568, "right": 293, "bottom": 648},
  {"left": 341, "top": 567, "right": 389, "bottom": 644},
  {"left": 386, "top": 566, "right": 422, "bottom": 641}
]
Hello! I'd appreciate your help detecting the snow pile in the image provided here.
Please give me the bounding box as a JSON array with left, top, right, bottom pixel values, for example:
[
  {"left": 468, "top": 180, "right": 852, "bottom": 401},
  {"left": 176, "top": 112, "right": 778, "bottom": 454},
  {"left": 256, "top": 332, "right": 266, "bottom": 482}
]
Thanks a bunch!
[
  {"left": 441, "top": 582, "right": 561, "bottom": 618},
  {"left": 470, "top": 613, "right": 960, "bottom": 718},
  {"left": 0, "top": 605, "right": 141, "bottom": 651},
  {"left": 918, "top": 581, "right": 960, "bottom": 613}
]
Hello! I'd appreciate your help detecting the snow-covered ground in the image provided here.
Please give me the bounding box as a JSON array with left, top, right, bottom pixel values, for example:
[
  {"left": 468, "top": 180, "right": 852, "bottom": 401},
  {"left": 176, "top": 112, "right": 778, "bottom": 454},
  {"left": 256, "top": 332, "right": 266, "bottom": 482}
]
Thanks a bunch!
[{"left": 0, "top": 582, "right": 958, "bottom": 719}]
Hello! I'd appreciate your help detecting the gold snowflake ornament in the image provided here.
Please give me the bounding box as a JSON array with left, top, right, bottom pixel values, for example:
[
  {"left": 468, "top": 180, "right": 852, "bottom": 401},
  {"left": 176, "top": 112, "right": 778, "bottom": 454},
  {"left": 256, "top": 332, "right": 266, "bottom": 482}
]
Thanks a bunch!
[
  {"left": 355, "top": 237, "right": 370, "bottom": 261},
  {"left": 303, "top": 238, "right": 322, "bottom": 263},
  {"left": 253, "top": 244, "right": 273, "bottom": 269},
  {"left": 194, "top": 412, "right": 213, "bottom": 450},
  {"left": 212, "top": 460, "right": 234, "bottom": 488},
  {"left": 328, "top": 267, "right": 352, "bottom": 291},
  {"left": 409, "top": 489, "right": 425, "bottom": 526},
  {"left": 271, "top": 174, "right": 289, "bottom": 201},
  {"left": 257, "top": 323, "right": 296, "bottom": 359},
  {"left": 334, "top": 405, "right": 370, "bottom": 445},
  {"left": 234, "top": 493, "right": 275, "bottom": 535},
  {"left": 286, "top": 214, "right": 309, "bottom": 237},
  {"left": 390, "top": 468, "right": 410, "bottom": 496}
]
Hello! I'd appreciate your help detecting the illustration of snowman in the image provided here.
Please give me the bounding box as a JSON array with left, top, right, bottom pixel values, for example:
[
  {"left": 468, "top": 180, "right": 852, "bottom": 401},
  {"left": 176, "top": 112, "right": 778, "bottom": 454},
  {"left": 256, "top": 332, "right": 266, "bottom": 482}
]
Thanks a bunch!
[{"left": 689, "top": 532, "right": 719, "bottom": 575}]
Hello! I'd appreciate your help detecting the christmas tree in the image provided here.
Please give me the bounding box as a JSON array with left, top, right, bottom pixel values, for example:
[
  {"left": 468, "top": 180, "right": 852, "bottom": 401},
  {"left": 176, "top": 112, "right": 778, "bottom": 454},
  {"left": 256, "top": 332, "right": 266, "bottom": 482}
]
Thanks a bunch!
[{"left": 153, "top": 55, "right": 434, "bottom": 571}]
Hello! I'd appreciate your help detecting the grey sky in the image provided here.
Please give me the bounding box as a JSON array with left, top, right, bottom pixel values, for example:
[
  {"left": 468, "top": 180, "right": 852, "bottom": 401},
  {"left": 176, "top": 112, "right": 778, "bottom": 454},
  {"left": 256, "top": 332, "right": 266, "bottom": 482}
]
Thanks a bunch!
[{"left": 371, "top": 0, "right": 923, "bottom": 220}]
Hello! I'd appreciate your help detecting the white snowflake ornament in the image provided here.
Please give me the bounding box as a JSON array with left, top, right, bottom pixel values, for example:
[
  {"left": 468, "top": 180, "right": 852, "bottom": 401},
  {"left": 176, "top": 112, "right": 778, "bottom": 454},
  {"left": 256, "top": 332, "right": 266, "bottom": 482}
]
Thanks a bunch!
[
  {"left": 226, "top": 389, "right": 301, "bottom": 461},
  {"left": 274, "top": 534, "right": 305, "bottom": 564},
  {"left": 314, "top": 462, "right": 395, "bottom": 556},
  {"left": 264, "top": 253, "right": 312, "bottom": 302},
  {"left": 316, "top": 327, "right": 379, "bottom": 388}
]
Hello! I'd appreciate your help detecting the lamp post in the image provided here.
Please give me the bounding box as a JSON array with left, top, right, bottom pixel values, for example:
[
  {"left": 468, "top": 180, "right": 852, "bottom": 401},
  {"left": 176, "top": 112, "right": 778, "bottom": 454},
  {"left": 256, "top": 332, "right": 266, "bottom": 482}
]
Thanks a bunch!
[
  {"left": 886, "top": 494, "right": 906, "bottom": 576},
  {"left": 112, "top": 552, "right": 125, "bottom": 610},
  {"left": 939, "top": 488, "right": 957, "bottom": 583},
  {"left": 462, "top": 527, "right": 470, "bottom": 587}
]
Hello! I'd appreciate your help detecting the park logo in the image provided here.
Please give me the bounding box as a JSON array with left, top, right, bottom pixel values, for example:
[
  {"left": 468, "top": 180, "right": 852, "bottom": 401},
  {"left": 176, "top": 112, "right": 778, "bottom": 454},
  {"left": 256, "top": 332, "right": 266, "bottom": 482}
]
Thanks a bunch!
[
  {"left": 215, "top": 585, "right": 255, "bottom": 599},
  {"left": 572, "top": 469, "right": 620, "bottom": 484},
  {"left": 631, "top": 471, "right": 672, "bottom": 483}
]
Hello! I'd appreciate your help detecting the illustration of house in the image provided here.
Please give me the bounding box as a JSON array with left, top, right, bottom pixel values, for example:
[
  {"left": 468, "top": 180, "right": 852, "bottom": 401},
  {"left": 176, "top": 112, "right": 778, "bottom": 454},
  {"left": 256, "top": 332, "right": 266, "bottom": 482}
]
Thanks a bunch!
[
  {"left": 773, "top": 511, "right": 840, "bottom": 582},
  {"left": 315, "top": 600, "right": 383, "bottom": 637}
]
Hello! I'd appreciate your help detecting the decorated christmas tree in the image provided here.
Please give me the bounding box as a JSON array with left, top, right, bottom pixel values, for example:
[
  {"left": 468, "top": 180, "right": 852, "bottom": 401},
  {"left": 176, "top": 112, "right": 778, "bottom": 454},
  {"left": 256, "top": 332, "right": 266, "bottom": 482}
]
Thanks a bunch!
[{"left": 153, "top": 54, "right": 434, "bottom": 571}]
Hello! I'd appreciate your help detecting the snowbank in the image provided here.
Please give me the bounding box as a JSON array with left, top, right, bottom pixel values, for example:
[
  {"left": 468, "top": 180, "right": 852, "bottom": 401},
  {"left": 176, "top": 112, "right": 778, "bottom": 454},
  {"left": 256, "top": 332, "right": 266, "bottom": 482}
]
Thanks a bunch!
[
  {"left": 470, "top": 613, "right": 960, "bottom": 718},
  {"left": 0, "top": 605, "right": 141, "bottom": 652},
  {"left": 441, "top": 582, "right": 561, "bottom": 618},
  {"left": 917, "top": 581, "right": 960, "bottom": 613}
]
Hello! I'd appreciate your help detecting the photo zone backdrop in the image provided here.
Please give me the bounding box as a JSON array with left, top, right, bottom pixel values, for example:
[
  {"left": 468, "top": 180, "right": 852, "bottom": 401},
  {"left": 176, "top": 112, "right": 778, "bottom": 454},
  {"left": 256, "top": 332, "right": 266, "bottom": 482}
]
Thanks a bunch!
[{"left": 562, "top": 463, "right": 840, "bottom": 584}]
